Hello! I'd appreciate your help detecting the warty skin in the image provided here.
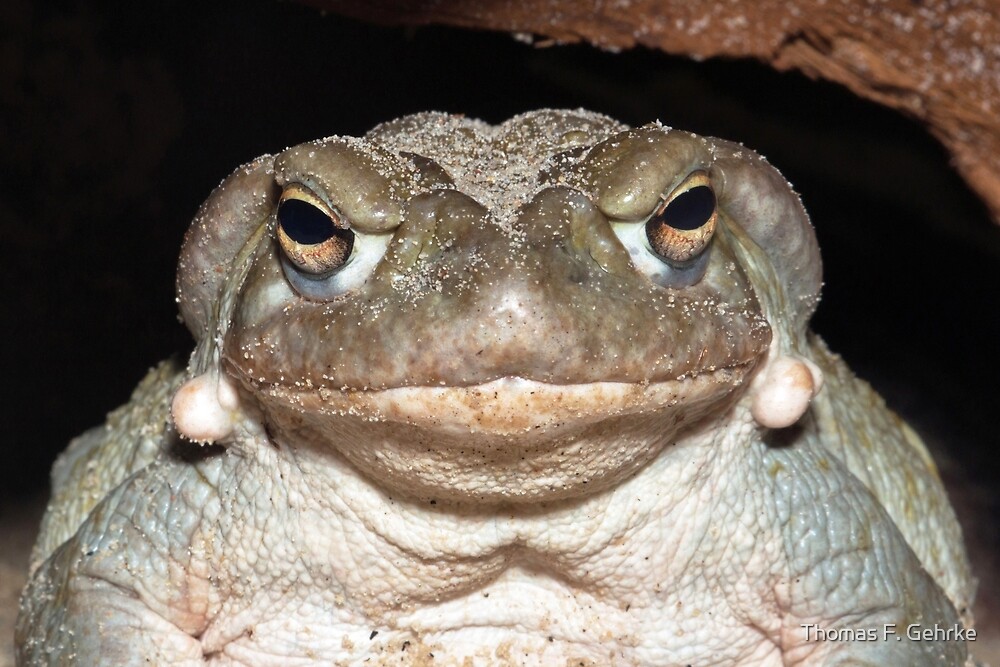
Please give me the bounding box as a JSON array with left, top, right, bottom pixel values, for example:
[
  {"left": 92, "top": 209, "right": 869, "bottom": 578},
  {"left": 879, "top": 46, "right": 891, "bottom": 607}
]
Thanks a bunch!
[{"left": 17, "top": 110, "right": 974, "bottom": 666}]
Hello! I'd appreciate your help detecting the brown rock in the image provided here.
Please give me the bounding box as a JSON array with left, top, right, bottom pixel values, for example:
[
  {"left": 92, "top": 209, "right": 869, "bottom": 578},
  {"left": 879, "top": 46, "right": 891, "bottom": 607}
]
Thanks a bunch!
[{"left": 311, "top": 0, "right": 1000, "bottom": 223}]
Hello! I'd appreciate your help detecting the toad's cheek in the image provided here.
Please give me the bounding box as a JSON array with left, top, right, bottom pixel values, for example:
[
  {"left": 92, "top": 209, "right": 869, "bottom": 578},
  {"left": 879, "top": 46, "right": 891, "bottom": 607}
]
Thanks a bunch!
[
  {"left": 171, "top": 372, "right": 241, "bottom": 443},
  {"left": 750, "top": 355, "right": 824, "bottom": 429}
]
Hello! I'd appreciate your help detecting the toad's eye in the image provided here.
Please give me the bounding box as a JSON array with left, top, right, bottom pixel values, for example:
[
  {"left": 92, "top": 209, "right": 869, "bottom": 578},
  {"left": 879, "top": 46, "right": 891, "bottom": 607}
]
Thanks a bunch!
[
  {"left": 645, "top": 171, "right": 717, "bottom": 264},
  {"left": 277, "top": 184, "right": 355, "bottom": 275}
]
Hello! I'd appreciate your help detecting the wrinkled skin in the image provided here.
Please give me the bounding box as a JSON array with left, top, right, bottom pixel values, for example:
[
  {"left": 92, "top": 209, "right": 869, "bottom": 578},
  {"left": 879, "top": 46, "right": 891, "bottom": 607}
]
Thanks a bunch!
[{"left": 17, "top": 111, "right": 975, "bottom": 666}]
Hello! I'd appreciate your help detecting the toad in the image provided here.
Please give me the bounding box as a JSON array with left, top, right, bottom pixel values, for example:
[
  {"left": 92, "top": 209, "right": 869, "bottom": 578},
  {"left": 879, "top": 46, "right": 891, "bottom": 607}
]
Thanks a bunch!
[{"left": 17, "top": 110, "right": 975, "bottom": 666}]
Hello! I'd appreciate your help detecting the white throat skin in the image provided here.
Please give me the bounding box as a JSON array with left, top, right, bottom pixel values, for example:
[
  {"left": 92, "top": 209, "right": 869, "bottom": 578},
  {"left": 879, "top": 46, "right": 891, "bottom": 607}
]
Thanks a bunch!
[
  {"left": 196, "top": 387, "right": 785, "bottom": 666},
  {"left": 226, "top": 382, "right": 760, "bottom": 568}
]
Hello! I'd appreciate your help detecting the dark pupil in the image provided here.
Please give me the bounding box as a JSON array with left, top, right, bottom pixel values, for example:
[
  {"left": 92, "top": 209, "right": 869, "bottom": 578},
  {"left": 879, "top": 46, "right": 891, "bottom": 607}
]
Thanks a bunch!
[
  {"left": 661, "top": 186, "right": 715, "bottom": 231},
  {"left": 278, "top": 199, "right": 336, "bottom": 245}
]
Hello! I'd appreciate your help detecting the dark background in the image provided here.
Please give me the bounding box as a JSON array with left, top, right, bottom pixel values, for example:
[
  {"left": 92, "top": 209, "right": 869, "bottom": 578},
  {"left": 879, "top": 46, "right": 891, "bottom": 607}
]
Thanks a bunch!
[{"left": 2, "top": 0, "right": 997, "bottom": 620}]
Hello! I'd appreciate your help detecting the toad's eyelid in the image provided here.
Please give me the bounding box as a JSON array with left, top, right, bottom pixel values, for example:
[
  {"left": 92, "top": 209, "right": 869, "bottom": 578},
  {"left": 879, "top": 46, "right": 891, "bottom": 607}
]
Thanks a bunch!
[{"left": 279, "top": 182, "right": 345, "bottom": 226}]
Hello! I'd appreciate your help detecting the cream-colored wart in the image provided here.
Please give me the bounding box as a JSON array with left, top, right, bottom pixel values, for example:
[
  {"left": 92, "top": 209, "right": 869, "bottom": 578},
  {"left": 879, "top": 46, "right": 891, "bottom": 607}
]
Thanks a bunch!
[
  {"left": 171, "top": 372, "right": 241, "bottom": 443},
  {"left": 750, "top": 355, "right": 824, "bottom": 429}
]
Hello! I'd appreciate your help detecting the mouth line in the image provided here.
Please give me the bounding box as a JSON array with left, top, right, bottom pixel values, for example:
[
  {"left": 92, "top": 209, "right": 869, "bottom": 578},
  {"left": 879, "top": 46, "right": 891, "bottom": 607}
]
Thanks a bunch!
[{"left": 247, "top": 361, "right": 758, "bottom": 435}]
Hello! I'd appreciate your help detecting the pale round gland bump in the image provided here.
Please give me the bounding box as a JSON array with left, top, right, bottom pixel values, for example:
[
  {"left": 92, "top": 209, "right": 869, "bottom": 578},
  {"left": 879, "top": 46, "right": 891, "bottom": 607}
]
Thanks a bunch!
[
  {"left": 171, "top": 373, "right": 240, "bottom": 443},
  {"left": 750, "top": 356, "right": 821, "bottom": 429}
]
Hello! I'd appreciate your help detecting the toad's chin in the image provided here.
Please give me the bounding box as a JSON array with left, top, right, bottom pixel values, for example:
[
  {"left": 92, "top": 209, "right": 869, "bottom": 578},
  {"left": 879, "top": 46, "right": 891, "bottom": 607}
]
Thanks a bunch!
[{"left": 246, "top": 363, "right": 757, "bottom": 503}]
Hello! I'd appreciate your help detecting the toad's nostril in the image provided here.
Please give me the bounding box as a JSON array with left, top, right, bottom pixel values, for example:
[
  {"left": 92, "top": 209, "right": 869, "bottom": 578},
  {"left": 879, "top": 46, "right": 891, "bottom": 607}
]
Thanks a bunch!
[{"left": 519, "top": 186, "right": 634, "bottom": 277}]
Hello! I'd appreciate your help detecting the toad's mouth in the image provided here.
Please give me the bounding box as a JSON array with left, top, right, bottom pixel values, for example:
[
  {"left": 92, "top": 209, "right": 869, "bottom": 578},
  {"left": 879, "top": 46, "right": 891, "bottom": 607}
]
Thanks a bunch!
[
  {"left": 245, "top": 360, "right": 758, "bottom": 436},
  {"left": 226, "top": 360, "right": 761, "bottom": 502}
]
